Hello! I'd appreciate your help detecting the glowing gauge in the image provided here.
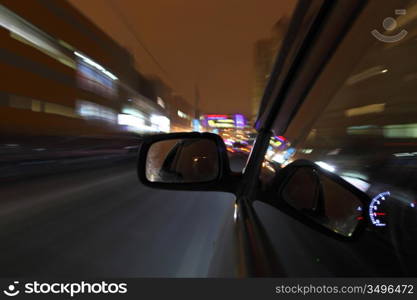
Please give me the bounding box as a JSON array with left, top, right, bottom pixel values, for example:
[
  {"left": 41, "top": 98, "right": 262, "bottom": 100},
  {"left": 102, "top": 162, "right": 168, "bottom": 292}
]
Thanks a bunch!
[{"left": 369, "top": 191, "right": 390, "bottom": 227}]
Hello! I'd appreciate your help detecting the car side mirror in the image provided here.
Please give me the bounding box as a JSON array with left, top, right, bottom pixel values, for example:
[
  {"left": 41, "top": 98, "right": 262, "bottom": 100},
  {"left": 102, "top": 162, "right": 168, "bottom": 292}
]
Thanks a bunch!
[
  {"left": 266, "top": 159, "right": 369, "bottom": 239},
  {"left": 137, "top": 132, "right": 238, "bottom": 192}
]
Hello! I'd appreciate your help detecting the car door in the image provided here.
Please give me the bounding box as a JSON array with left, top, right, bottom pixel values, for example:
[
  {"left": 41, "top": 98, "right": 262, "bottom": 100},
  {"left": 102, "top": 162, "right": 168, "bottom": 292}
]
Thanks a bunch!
[{"left": 252, "top": 0, "right": 417, "bottom": 276}]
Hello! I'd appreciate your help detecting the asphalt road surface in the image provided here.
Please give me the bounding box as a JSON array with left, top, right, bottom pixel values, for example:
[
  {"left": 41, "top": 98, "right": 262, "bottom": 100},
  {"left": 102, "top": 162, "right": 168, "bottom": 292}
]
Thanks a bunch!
[
  {"left": 0, "top": 157, "right": 237, "bottom": 277},
  {"left": 0, "top": 153, "right": 410, "bottom": 277}
]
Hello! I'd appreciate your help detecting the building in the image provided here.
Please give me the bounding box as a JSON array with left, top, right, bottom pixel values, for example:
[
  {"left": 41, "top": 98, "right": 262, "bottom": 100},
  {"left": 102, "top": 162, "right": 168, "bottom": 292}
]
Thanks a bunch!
[
  {"left": 170, "top": 93, "right": 194, "bottom": 132},
  {"left": 251, "top": 16, "right": 290, "bottom": 123},
  {"left": 148, "top": 76, "right": 194, "bottom": 132},
  {"left": 0, "top": 0, "right": 168, "bottom": 137}
]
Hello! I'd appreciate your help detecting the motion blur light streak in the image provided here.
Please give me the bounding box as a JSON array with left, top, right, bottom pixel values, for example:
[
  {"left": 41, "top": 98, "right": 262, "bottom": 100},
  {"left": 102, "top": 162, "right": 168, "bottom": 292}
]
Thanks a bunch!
[
  {"left": 346, "top": 65, "right": 389, "bottom": 85},
  {"left": 0, "top": 5, "right": 72, "bottom": 66},
  {"left": 315, "top": 161, "right": 336, "bottom": 173},
  {"left": 345, "top": 103, "right": 385, "bottom": 117},
  {"left": 150, "top": 115, "right": 170, "bottom": 132},
  {"left": 177, "top": 110, "right": 191, "bottom": 120},
  {"left": 393, "top": 152, "right": 417, "bottom": 157},
  {"left": 340, "top": 176, "right": 370, "bottom": 192},
  {"left": 74, "top": 51, "right": 118, "bottom": 80},
  {"left": 118, "top": 114, "right": 144, "bottom": 130},
  {"left": 300, "top": 148, "right": 313, "bottom": 154},
  {"left": 76, "top": 101, "right": 117, "bottom": 123},
  {"left": 272, "top": 153, "right": 285, "bottom": 164},
  {"left": 384, "top": 123, "right": 417, "bottom": 138}
]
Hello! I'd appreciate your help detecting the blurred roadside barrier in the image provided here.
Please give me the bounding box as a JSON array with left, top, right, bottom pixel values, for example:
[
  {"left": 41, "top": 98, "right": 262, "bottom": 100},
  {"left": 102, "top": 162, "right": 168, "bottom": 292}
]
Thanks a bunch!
[{"left": 0, "top": 134, "right": 144, "bottom": 182}]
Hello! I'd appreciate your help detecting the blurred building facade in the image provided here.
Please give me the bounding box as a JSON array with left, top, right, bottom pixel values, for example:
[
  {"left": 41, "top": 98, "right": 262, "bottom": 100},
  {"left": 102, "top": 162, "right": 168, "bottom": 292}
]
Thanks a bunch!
[
  {"left": 0, "top": 0, "right": 179, "bottom": 138},
  {"left": 170, "top": 93, "right": 194, "bottom": 132},
  {"left": 148, "top": 76, "right": 194, "bottom": 132},
  {"left": 251, "top": 16, "right": 289, "bottom": 124}
]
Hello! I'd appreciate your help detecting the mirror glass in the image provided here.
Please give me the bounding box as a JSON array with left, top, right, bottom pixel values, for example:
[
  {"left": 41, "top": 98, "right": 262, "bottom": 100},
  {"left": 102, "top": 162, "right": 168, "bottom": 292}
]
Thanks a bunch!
[
  {"left": 145, "top": 138, "right": 220, "bottom": 183},
  {"left": 282, "top": 167, "right": 363, "bottom": 237}
]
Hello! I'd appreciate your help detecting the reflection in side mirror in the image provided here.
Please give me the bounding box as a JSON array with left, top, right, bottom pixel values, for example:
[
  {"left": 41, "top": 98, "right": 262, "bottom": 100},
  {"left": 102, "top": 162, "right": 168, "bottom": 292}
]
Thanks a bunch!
[
  {"left": 145, "top": 138, "right": 220, "bottom": 183},
  {"left": 279, "top": 161, "right": 367, "bottom": 238}
]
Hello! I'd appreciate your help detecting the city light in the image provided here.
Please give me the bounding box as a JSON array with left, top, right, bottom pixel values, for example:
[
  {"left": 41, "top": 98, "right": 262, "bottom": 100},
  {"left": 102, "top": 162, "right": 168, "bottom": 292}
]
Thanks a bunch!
[
  {"left": 74, "top": 51, "right": 118, "bottom": 80},
  {"left": 177, "top": 110, "right": 190, "bottom": 119},
  {"left": 118, "top": 113, "right": 144, "bottom": 129},
  {"left": 192, "top": 119, "right": 200, "bottom": 132},
  {"left": 121, "top": 107, "right": 144, "bottom": 118},
  {"left": 234, "top": 114, "right": 246, "bottom": 128},
  {"left": 151, "top": 115, "right": 170, "bottom": 132},
  {"left": 300, "top": 148, "right": 313, "bottom": 154},
  {"left": 157, "top": 97, "right": 166, "bottom": 108},
  {"left": 205, "top": 114, "right": 228, "bottom": 119},
  {"left": 76, "top": 100, "right": 117, "bottom": 123},
  {"left": 207, "top": 120, "right": 234, "bottom": 128},
  {"left": 272, "top": 153, "right": 285, "bottom": 164}
]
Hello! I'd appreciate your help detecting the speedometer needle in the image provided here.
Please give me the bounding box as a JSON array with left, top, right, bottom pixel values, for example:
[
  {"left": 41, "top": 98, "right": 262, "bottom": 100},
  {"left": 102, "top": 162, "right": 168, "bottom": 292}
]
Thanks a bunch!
[{"left": 374, "top": 212, "right": 386, "bottom": 216}]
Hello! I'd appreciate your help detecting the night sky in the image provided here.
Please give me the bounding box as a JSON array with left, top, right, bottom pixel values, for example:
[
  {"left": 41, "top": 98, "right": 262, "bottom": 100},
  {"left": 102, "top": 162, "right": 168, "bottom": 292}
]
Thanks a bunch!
[{"left": 68, "top": 0, "right": 295, "bottom": 116}]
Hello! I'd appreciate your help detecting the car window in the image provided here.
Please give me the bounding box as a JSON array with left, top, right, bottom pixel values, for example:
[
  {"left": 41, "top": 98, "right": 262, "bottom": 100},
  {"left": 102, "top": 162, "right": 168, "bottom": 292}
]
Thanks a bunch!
[{"left": 260, "top": 0, "right": 417, "bottom": 274}]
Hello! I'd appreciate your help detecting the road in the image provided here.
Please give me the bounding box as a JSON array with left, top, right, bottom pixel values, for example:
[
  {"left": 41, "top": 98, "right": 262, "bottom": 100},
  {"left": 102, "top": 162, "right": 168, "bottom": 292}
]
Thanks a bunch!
[
  {"left": 0, "top": 153, "right": 409, "bottom": 277},
  {"left": 0, "top": 157, "right": 236, "bottom": 277}
]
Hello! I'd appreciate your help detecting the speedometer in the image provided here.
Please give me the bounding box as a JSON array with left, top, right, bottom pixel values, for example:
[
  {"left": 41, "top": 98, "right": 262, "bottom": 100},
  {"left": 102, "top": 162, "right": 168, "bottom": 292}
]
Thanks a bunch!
[{"left": 369, "top": 191, "right": 389, "bottom": 227}]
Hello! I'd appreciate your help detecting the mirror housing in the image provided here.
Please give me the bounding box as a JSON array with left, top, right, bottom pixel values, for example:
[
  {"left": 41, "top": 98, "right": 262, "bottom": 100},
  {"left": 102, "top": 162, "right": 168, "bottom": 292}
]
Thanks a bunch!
[
  {"left": 262, "top": 159, "right": 370, "bottom": 240},
  {"left": 137, "top": 132, "right": 239, "bottom": 192}
]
